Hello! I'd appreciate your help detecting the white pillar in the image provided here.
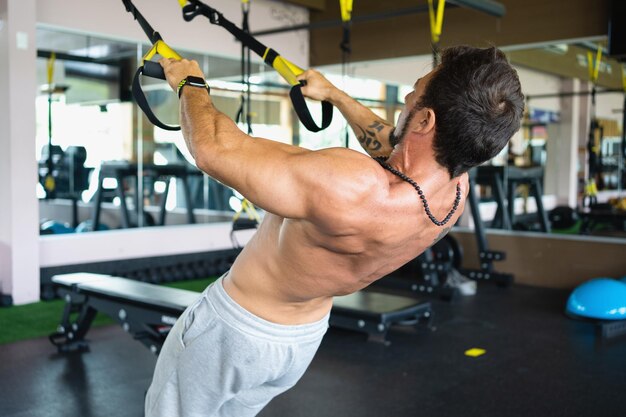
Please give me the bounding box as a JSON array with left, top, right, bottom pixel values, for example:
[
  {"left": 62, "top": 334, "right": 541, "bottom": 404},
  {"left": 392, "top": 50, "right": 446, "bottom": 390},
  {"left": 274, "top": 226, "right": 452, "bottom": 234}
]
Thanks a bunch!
[
  {"left": 544, "top": 78, "right": 581, "bottom": 208},
  {"left": 0, "top": 0, "right": 39, "bottom": 304}
]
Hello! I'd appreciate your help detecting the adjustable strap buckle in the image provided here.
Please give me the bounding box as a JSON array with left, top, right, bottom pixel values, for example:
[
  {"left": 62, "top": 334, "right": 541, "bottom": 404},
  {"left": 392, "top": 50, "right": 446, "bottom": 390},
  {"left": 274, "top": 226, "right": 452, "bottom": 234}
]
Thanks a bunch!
[{"left": 182, "top": 1, "right": 222, "bottom": 24}]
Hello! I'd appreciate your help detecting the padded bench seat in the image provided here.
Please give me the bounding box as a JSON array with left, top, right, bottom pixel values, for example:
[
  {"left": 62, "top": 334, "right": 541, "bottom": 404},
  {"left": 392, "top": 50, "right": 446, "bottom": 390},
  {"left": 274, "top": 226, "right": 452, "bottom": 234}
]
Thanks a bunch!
[
  {"left": 332, "top": 291, "right": 433, "bottom": 344},
  {"left": 51, "top": 273, "right": 433, "bottom": 353},
  {"left": 53, "top": 273, "right": 200, "bottom": 312}
]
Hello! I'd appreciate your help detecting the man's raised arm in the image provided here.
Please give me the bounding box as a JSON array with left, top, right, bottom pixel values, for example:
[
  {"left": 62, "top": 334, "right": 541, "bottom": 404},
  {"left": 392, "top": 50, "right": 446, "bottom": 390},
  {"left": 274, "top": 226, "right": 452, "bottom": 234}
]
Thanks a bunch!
[
  {"left": 298, "top": 70, "right": 396, "bottom": 158},
  {"left": 158, "top": 58, "right": 379, "bottom": 226}
]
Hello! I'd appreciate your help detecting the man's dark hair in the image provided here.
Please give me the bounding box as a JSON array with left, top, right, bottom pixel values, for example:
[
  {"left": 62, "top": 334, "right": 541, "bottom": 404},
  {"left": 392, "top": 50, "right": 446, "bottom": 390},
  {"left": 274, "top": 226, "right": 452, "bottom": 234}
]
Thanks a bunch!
[{"left": 418, "top": 46, "right": 524, "bottom": 178}]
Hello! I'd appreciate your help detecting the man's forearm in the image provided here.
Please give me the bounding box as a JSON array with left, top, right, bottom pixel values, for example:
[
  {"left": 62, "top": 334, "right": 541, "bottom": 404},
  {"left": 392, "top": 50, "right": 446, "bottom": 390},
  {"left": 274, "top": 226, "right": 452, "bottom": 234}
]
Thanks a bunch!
[
  {"left": 178, "top": 88, "right": 246, "bottom": 172},
  {"left": 329, "top": 89, "right": 395, "bottom": 158}
]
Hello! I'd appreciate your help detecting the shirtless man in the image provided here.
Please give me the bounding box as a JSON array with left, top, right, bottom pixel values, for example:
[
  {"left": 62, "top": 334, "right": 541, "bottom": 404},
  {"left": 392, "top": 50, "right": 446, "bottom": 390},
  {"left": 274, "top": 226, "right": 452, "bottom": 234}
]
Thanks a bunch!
[{"left": 145, "top": 45, "right": 524, "bottom": 417}]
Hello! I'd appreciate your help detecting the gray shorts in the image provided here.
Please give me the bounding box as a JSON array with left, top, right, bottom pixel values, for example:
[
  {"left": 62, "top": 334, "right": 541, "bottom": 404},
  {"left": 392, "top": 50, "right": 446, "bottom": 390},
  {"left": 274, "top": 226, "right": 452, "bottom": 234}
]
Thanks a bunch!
[{"left": 144, "top": 275, "right": 329, "bottom": 417}]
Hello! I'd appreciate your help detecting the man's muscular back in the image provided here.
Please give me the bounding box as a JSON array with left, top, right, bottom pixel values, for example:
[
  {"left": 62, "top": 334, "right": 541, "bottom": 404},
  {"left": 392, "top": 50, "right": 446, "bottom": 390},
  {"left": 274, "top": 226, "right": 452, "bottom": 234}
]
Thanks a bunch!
[
  {"left": 224, "top": 150, "right": 468, "bottom": 325},
  {"left": 148, "top": 47, "right": 522, "bottom": 417}
]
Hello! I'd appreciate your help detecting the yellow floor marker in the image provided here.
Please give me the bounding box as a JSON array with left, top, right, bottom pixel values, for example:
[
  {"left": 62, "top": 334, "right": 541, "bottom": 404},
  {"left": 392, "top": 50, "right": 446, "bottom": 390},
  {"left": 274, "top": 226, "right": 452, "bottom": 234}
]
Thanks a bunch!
[{"left": 464, "top": 348, "right": 486, "bottom": 357}]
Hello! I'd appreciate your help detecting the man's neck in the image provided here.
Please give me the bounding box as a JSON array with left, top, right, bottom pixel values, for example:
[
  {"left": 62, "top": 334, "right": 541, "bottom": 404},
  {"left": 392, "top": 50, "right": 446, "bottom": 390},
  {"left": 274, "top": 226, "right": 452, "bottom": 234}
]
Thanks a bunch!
[{"left": 385, "top": 139, "right": 452, "bottom": 188}]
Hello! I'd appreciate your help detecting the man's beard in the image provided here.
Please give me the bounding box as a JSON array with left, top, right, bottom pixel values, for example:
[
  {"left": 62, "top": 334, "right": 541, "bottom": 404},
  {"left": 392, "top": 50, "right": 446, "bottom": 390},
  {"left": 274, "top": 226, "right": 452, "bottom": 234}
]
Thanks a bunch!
[{"left": 390, "top": 106, "right": 418, "bottom": 148}]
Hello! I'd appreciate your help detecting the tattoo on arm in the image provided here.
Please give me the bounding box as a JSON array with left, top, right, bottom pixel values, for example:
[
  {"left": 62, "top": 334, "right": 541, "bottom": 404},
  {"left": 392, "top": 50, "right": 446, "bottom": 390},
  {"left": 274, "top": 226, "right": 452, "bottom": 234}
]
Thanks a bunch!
[{"left": 356, "top": 121, "right": 390, "bottom": 152}]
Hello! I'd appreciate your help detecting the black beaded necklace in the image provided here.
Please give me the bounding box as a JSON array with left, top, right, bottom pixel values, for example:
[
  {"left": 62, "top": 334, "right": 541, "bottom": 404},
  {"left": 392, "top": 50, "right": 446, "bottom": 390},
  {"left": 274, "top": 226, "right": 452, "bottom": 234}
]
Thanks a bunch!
[{"left": 375, "top": 157, "right": 461, "bottom": 227}]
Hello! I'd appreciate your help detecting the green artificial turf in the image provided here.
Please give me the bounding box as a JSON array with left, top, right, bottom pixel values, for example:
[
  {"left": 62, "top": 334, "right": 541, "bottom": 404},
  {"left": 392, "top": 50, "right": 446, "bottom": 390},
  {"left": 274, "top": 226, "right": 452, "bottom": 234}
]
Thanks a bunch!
[
  {"left": 0, "top": 277, "right": 217, "bottom": 346},
  {"left": 551, "top": 220, "right": 582, "bottom": 235},
  {"left": 0, "top": 299, "right": 114, "bottom": 346}
]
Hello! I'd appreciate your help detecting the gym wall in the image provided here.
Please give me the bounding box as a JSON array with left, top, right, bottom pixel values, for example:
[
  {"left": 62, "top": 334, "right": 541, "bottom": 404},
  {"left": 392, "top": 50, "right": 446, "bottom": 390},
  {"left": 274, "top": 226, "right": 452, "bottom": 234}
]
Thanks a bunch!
[
  {"left": 309, "top": 0, "right": 609, "bottom": 66},
  {"left": 452, "top": 229, "right": 626, "bottom": 289},
  {"left": 35, "top": 0, "right": 310, "bottom": 66},
  {"left": 2, "top": 0, "right": 311, "bottom": 305}
]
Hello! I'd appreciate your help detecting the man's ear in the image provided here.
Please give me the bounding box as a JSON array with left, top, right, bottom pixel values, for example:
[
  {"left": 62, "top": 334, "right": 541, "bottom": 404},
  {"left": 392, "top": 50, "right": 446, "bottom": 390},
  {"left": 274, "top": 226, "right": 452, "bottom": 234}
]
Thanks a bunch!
[{"left": 413, "top": 108, "right": 436, "bottom": 135}]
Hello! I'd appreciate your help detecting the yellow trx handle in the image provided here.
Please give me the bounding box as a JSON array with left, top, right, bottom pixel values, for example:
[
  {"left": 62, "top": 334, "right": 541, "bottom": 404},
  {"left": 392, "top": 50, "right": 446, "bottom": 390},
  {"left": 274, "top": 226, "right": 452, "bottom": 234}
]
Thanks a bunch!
[
  {"left": 233, "top": 199, "right": 260, "bottom": 222},
  {"left": 44, "top": 176, "right": 56, "bottom": 192},
  {"left": 177, "top": 0, "right": 187, "bottom": 7},
  {"left": 339, "top": 0, "right": 353, "bottom": 22},
  {"left": 585, "top": 178, "right": 598, "bottom": 197},
  {"left": 428, "top": 0, "right": 446, "bottom": 44},
  {"left": 266, "top": 53, "right": 304, "bottom": 86},
  {"left": 143, "top": 39, "right": 182, "bottom": 64},
  {"left": 47, "top": 52, "right": 56, "bottom": 85},
  {"left": 586, "top": 46, "right": 602, "bottom": 84}
]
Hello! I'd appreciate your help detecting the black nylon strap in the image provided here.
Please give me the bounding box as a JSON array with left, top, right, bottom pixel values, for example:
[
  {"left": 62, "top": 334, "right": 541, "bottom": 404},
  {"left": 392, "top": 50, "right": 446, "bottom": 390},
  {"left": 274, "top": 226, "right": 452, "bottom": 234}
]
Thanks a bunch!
[
  {"left": 132, "top": 66, "right": 180, "bottom": 131},
  {"left": 263, "top": 48, "right": 278, "bottom": 66},
  {"left": 123, "top": 0, "right": 179, "bottom": 131},
  {"left": 183, "top": 2, "right": 267, "bottom": 57},
  {"left": 182, "top": 0, "right": 333, "bottom": 132},
  {"left": 289, "top": 83, "right": 333, "bottom": 133},
  {"left": 219, "top": 16, "right": 267, "bottom": 58},
  {"left": 122, "top": 0, "right": 162, "bottom": 44},
  {"left": 622, "top": 95, "right": 626, "bottom": 159}
]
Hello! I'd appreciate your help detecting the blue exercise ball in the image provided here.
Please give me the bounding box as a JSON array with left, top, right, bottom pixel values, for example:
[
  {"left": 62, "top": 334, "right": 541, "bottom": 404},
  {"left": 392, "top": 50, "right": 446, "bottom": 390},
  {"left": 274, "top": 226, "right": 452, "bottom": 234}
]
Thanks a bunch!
[
  {"left": 75, "top": 220, "right": 110, "bottom": 233},
  {"left": 566, "top": 278, "right": 626, "bottom": 320},
  {"left": 40, "top": 220, "right": 74, "bottom": 235}
]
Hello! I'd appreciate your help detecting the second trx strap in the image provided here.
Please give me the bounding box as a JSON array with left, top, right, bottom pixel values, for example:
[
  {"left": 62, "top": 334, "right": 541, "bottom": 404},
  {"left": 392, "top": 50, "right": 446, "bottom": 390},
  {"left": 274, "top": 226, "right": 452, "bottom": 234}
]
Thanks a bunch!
[
  {"left": 235, "top": 0, "right": 253, "bottom": 135},
  {"left": 428, "top": 0, "right": 446, "bottom": 66},
  {"left": 178, "top": 0, "right": 333, "bottom": 133},
  {"left": 122, "top": 0, "right": 183, "bottom": 131},
  {"left": 339, "top": 0, "right": 353, "bottom": 148},
  {"left": 339, "top": 0, "right": 353, "bottom": 66},
  {"left": 585, "top": 45, "right": 603, "bottom": 200},
  {"left": 44, "top": 52, "right": 57, "bottom": 196},
  {"left": 621, "top": 65, "right": 626, "bottom": 163}
]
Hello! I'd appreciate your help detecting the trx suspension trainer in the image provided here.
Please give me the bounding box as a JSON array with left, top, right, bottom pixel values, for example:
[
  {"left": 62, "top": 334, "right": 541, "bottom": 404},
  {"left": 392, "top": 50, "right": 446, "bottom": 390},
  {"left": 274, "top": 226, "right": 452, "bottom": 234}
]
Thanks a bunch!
[
  {"left": 339, "top": 0, "right": 353, "bottom": 148},
  {"left": 177, "top": 0, "right": 333, "bottom": 132},
  {"left": 584, "top": 45, "right": 603, "bottom": 206},
  {"left": 235, "top": 0, "right": 253, "bottom": 135},
  {"left": 428, "top": 0, "right": 446, "bottom": 66},
  {"left": 122, "top": 0, "right": 183, "bottom": 131},
  {"left": 121, "top": 0, "right": 333, "bottom": 133}
]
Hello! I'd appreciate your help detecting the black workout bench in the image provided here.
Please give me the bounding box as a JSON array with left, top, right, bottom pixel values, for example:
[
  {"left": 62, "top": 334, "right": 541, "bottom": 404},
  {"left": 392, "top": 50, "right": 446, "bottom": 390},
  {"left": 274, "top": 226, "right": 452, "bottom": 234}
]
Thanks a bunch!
[
  {"left": 50, "top": 273, "right": 433, "bottom": 353},
  {"left": 329, "top": 291, "right": 433, "bottom": 344},
  {"left": 50, "top": 273, "right": 199, "bottom": 354}
]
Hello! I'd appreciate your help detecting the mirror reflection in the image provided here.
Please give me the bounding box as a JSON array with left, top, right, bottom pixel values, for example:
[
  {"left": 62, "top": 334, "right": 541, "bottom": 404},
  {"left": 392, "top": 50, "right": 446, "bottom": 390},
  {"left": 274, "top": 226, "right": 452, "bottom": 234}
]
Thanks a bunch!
[{"left": 35, "top": 27, "right": 625, "bottom": 240}]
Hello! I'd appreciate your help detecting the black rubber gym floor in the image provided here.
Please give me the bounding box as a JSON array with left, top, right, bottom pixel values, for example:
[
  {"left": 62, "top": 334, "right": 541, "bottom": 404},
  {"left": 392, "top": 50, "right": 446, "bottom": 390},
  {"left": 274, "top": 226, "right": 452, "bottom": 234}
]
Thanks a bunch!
[{"left": 1, "top": 284, "right": 625, "bottom": 417}]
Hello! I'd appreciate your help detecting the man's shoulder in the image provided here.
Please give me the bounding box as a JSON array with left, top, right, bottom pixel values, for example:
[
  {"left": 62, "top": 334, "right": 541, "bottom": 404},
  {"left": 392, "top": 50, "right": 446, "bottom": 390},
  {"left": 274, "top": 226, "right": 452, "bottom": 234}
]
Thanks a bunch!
[
  {"left": 310, "top": 148, "right": 388, "bottom": 198},
  {"left": 300, "top": 149, "right": 388, "bottom": 233},
  {"left": 312, "top": 147, "right": 386, "bottom": 178},
  {"left": 312, "top": 146, "right": 373, "bottom": 162}
]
